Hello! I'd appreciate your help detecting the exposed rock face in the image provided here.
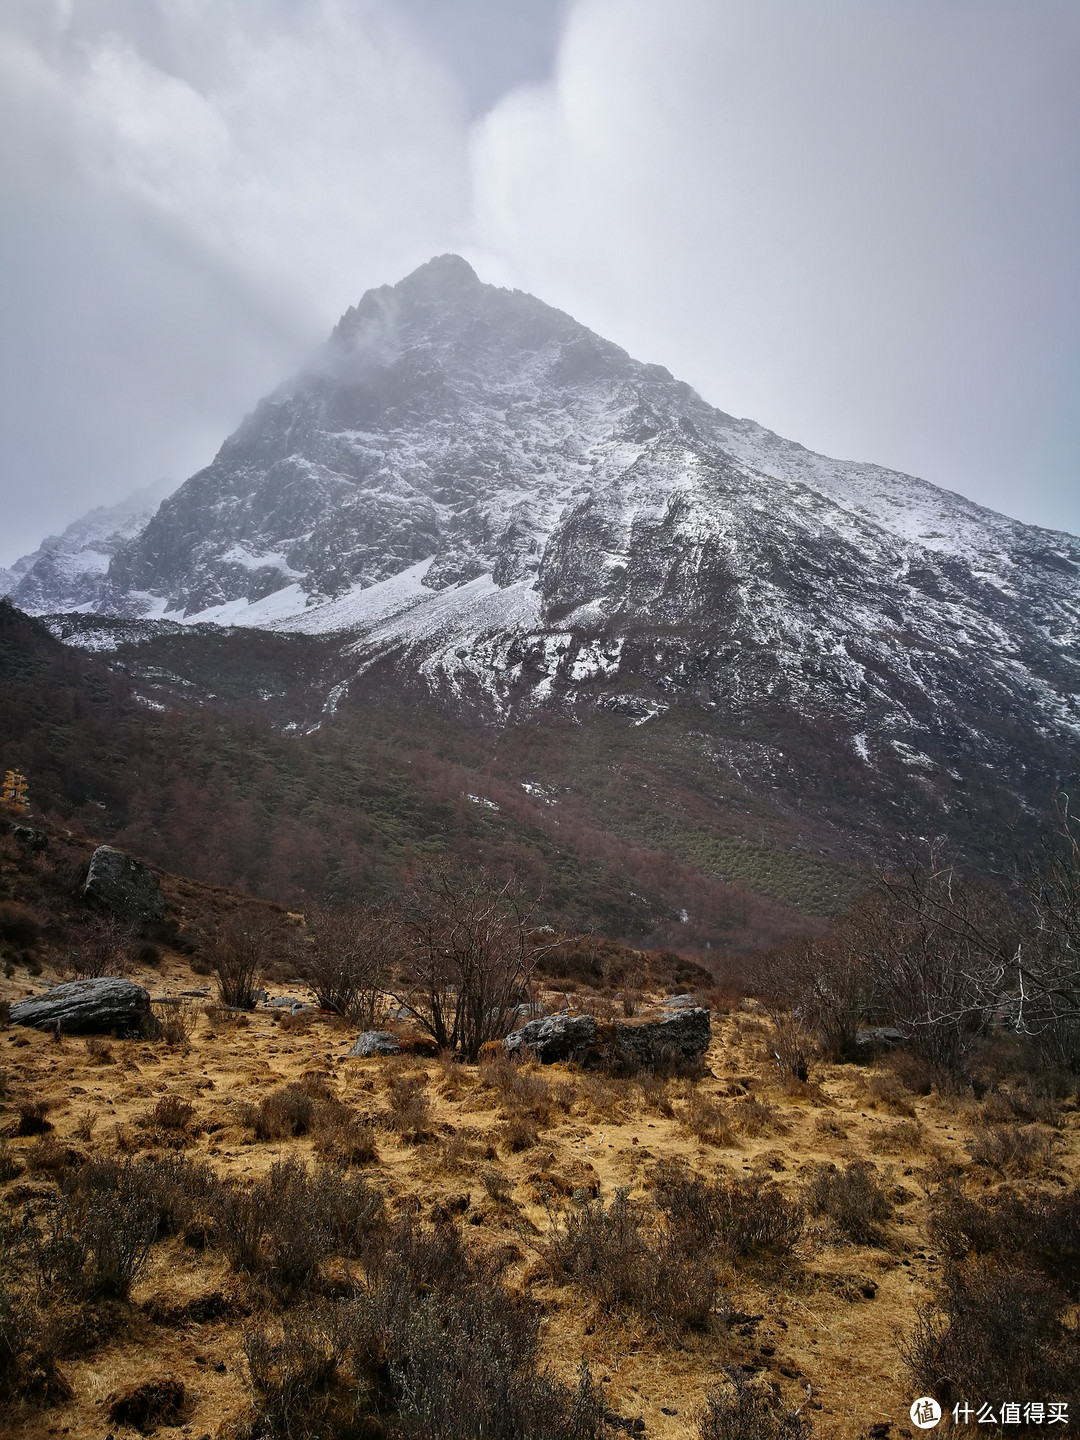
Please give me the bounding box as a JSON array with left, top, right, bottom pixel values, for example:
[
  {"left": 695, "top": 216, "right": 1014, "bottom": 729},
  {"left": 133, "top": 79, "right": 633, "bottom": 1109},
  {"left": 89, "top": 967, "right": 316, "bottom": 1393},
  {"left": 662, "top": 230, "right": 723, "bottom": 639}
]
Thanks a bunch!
[
  {"left": 347, "top": 1030, "right": 402, "bottom": 1057},
  {"left": 611, "top": 1007, "right": 711, "bottom": 1066},
  {"left": 10, "top": 976, "right": 155, "bottom": 1036},
  {"left": 5, "top": 478, "right": 173, "bottom": 614},
  {"left": 84, "top": 846, "right": 165, "bottom": 923},
  {"left": 504, "top": 1012, "right": 598, "bottom": 1063},
  {"left": 503, "top": 1007, "right": 711, "bottom": 1067}
]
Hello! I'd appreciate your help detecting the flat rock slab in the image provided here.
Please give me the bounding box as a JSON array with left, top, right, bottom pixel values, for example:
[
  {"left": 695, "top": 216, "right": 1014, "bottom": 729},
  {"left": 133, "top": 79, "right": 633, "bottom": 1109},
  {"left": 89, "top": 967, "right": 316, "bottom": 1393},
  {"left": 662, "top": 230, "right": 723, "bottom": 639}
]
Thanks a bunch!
[
  {"left": 347, "top": 1030, "right": 402, "bottom": 1057},
  {"left": 84, "top": 845, "right": 165, "bottom": 924},
  {"left": 10, "top": 976, "right": 155, "bottom": 1037}
]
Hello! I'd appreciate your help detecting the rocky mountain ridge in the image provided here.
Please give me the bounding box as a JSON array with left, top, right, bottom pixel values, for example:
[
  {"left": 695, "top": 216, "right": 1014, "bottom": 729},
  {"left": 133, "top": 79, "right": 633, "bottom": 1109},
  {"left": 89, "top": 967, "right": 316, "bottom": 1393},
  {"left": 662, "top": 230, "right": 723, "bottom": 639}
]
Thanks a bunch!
[
  {"left": 15, "top": 254, "right": 1080, "bottom": 865},
  {"left": 3, "top": 477, "right": 175, "bottom": 614}
]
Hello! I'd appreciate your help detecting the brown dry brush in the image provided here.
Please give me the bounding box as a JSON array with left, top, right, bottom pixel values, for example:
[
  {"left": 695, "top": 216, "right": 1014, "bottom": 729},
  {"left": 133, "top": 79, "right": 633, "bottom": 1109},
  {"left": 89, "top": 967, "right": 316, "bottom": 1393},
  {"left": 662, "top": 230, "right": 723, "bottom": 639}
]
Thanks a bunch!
[
  {"left": 698, "top": 1366, "right": 811, "bottom": 1440},
  {"left": 902, "top": 1259, "right": 1080, "bottom": 1413},
  {"left": 242, "top": 1217, "right": 610, "bottom": 1440},
  {"left": 538, "top": 1174, "right": 794, "bottom": 1333}
]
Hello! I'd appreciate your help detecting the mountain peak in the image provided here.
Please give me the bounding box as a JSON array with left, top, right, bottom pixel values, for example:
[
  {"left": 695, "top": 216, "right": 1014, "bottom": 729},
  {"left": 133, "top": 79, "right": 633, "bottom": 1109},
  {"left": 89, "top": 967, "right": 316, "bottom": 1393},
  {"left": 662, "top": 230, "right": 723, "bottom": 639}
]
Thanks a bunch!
[{"left": 398, "top": 253, "right": 479, "bottom": 294}]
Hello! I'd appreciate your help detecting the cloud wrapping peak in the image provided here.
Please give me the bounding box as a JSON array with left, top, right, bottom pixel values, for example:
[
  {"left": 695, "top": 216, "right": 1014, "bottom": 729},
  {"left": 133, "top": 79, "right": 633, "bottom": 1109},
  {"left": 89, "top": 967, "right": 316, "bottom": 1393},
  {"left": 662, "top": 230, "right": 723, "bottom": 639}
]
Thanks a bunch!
[
  {"left": 0, "top": 0, "right": 470, "bottom": 559},
  {"left": 1, "top": 0, "right": 1078, "bottom": 564}
]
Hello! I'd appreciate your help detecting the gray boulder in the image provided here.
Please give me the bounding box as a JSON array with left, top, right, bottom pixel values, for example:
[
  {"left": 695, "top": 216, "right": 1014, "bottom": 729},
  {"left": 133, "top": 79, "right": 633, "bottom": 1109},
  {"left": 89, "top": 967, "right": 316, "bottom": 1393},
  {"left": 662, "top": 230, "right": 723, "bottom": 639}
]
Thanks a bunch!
[
  {"left": 84, "top": 846, "right": 165, "bottom": 924},
  {"left": 612, "top": 1007, "right": 711, "bottom": 1066},
  {"left": 660, "top": 993, "right": 696, "bottom": 1009},
  {"left": 10, "top": 976, "right": 156, "bottom": 1037},
  {"left": 347, "top": 1030, "right": 401, "bottom": 1058},
  {"left": 504, "top": 1012, "right": 597, "bottom": 1062},
  {"left": 855, "top": 1026, "right": 908, "bottom": 1050},
  {"left": 11, "top": 825, "right": 48, "bottom": 851}
]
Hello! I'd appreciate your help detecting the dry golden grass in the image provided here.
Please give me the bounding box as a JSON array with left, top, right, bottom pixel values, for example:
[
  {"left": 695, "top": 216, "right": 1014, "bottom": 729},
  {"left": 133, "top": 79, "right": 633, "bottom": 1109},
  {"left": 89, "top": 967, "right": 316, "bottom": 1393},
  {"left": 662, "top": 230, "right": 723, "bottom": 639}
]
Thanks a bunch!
[{"left": 1, "top": 953, "right": 1078, "bottom": 1440}]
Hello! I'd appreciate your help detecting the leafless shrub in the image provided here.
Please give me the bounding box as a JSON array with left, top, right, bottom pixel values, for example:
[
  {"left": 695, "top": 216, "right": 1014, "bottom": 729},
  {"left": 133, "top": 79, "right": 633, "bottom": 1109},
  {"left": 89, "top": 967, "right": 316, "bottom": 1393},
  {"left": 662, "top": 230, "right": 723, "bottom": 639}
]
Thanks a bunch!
[
  {"left": 24, "top": 1138, "right": 73, "bottom": 1174},
  {"left": 67, "top": 914, "right": 137, "bottom": 979},
  {"left": 499, "top": 1115, "right": 540, "bottom": 1153},
  {"left": 698, "top": 1366, "right": 811, "bottom": 1440},
  {"left": 439, "top": 1129, "right": 496, "bottom": 1170},
  {"left": 653, "top": 1165, "right": 804, "bottom": 1260},
  {"left": 766, "top": 1011, "right": 814, "bottom": 1084},
  {"left": 152, "top": 997, "right": 199, "bottom": 1048},
  {"left": 314, "top": 1117, "right": 378, "bottom": 1168},
  {"left": 928, "top": 1185, "right": 1080, "bottom": 1299},
  {"left": 735, "top": 1097, "right": 788, "bottom": 1137},
  {"left": 149, "top": 1095, "right": 195, "bottom": 1132},
  {"left": 966, "top": 1124, "right": 1055, "bottom": 1176},
  {"left": 243, "top": 1225, "right": 608, "bottom": 1440},
  {"left": 902, "top": 1260, "right": 1080, "bottom": 1407},
  {"left": 296, "top": 902, "right": 389, "bottom": 1025},
  {"left": 868, "top": 1119, "right": 922, "bottom": 1154},
  {"left": 864, "top": 1072, "right": 917, "bottom": 1116},
  {"left": 30, "top": 1179, "right": 157, "bottom": 1300},
  {"left": 384, "top": 1069, "right": 434, "bottom": 1145},
  {"left": 388, "top": 865, "right": 554, "bottom": 1061},
  {"left": 83, "top": 1036, "right": 114, "bottom": 1065},
  {"left": 978, "top": 1083, "right": 1063, "bottom": 1129},
  {"left": 15, "top": 1099, "right": 53, "bottom": 1136},
  {"left": 210, "top": 910, "right": 272, "bottom": 1009},
  {"left": 544, "top": 1187, "right": 723, "bottom": 1331},
  {"left": 638, "top": 1073, "right": 675, "bottom": 1118},
  {"left": 807, "top": 1160, "right": 892, "bottom": 1245},
  {"left": 72, "top": 1112, "right": 98, "bottom": 1145},
  {"left": 680, "top": 1090, "right": 735, "bottom": 1146}
]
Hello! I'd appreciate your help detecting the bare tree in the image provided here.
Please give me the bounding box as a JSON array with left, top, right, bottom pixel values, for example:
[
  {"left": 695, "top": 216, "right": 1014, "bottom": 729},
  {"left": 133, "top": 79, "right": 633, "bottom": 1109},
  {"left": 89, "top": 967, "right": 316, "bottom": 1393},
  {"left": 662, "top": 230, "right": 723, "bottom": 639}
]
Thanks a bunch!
[
  {"left": 68, "top": 914, "right": 137, "bottom": 979},
  {"left": 387, "top": 865, "right": 550, "bottom": 1061},
  {"left": 1009, "top": 797, "right": 1080, "bottom": 1060},
  {"left": 296, "top": 903, "right": 388, "bottom": 1025},
  {"left": 850, "top": 851, "right": 1014, "bottom": 1069}
]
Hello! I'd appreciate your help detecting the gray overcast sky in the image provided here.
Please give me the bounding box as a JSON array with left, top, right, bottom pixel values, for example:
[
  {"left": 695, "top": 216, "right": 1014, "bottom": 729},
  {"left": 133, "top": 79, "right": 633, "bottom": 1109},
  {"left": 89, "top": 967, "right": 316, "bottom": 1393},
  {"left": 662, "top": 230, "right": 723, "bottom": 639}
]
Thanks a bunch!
[{"left": 1, "top": 0, "right": 1078, "bottom": 565}]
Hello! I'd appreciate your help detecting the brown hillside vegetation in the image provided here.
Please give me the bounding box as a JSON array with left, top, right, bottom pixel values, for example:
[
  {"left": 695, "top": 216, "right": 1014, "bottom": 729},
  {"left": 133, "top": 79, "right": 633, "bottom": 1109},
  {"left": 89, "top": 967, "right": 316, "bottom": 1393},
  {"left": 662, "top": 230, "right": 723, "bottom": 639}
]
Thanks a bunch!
[
  {"left": 3, "top": 815, "right": 1079, "bottom": 1438},
  {"left": 2, "top": 960, "right": 1078, "bottom": 1440},
  {"left": 1, "top": 599, "right": 823, "bottom": 952}
]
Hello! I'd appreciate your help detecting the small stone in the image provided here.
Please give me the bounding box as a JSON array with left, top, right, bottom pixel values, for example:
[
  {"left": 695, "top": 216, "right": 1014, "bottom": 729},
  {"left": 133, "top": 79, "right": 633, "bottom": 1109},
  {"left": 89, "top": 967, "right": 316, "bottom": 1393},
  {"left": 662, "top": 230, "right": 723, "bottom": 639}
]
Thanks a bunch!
[{"left": 347, "top": 1030, "right": 401, "bottom": 1058}]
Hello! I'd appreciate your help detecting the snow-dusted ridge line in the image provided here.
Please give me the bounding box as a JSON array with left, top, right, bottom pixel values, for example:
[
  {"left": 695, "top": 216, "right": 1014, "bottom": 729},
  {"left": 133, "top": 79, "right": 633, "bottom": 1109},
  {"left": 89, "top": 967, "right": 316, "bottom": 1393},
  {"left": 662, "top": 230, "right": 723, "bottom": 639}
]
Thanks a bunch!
[{"left": 18, "top": 253, "right": 1079, "bottom": 786}]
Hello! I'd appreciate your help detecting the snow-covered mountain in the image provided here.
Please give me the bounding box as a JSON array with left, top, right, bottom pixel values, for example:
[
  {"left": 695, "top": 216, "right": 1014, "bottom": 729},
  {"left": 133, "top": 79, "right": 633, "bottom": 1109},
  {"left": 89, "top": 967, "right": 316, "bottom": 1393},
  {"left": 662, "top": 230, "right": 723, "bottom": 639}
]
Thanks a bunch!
[
  {"left": 29, "top": 254, "right": 1079, "bottom": 856},
  {"left": 5, "top": 478, "right": 174, "bottom": 614}
]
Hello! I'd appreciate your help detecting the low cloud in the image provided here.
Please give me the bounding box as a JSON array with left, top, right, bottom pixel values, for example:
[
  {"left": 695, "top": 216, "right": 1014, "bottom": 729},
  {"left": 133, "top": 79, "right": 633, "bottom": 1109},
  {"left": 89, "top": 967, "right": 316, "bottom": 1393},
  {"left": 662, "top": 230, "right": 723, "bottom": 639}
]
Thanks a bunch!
[
  {"left": 2, "top": 0, "right": 1078, "bottom": 561},
  {"left": 0, "top": 0, "right": 470, "bottom": 559},
  {"left": 470, "top": 0, "right": 1080, "bottom": 533}
]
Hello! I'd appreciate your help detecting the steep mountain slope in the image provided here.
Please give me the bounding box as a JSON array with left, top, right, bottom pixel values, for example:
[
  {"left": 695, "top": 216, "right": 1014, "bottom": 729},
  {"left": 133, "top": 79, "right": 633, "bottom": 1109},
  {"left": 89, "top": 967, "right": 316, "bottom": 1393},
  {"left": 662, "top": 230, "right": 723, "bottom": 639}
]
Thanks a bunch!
[
  {"left": 4, "top": 478, "right": 174, "bottom": 613},
  {"left": 25, "top": 254, "right": 1080, "bottom": 868},
  {"left": 4, "top": 599, "right": 812, "bottom": 950}
]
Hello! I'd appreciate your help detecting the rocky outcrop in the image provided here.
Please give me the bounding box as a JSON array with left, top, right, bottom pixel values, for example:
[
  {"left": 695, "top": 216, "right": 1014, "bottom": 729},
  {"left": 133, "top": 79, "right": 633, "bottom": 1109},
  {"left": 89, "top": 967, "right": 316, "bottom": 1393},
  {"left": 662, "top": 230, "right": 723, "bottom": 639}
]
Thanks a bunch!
[
  {"left": 611, "top": 1007, "right": 711, "bottom": 1067},
  {"left": 10, "top": 976, "right": 156, "bottom": 1037},
  {"left": 84, "top": 846, "right": 165, "bottom": 924},
  {"left": 504, "top": 1012, "right": 597, "bottom": 1063},
  {"left": 504, "top": 1007, "right": 711, "bottom": 1067},
  {"left": 347, "top": 1030, "right": 402, "bottom": 1058}
]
